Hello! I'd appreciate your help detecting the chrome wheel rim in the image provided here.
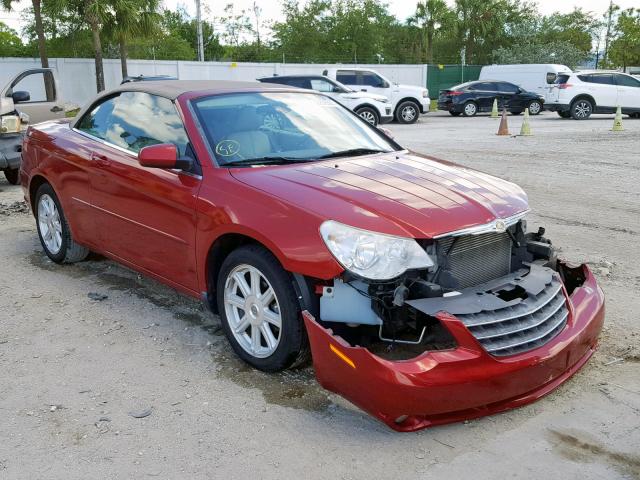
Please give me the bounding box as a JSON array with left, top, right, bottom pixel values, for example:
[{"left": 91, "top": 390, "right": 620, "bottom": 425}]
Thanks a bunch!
[
  {"left": 575, "top": 101, "right": 591, "bottom": 118},
  {"left": 37, "top": 194, "right": 62, "bottom": 254},
  {"left": 529, "top": 102, "right": 541, "bottom": 115},
  {"left": 401, "top": 105, "right": 417, "bottom": 122},
  {"left": 224, "top": 264, "right": 282, "bottom": 358},
  {"left": 359, "top": 111, "right": 377, "bottom": 125},
  {"left": 464, "top": 103, "right": 476, "bottom": 116}
]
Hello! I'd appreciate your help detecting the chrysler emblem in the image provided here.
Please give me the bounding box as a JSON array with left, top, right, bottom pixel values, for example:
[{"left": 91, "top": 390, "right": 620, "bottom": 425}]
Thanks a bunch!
[{"left": 495, "top": 220, "right": 507, "bottom": 233}]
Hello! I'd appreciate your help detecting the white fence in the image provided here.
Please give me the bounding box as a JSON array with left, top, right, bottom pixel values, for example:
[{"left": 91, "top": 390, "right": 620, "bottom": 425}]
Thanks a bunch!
[{"left": 0, "top": 57, "right": 428, "bottom": 107}]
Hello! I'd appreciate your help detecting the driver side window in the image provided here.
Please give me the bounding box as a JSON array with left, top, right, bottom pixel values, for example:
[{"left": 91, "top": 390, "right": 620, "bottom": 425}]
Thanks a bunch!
[
  {"left": 360, "top": 72, "right": 385, "bottom": 87},
  {"left": 310, "top": 79, "right": 335, "bottom": 93}
]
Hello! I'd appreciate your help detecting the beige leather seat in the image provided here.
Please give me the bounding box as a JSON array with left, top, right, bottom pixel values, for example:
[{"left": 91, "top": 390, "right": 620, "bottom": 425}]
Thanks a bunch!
[{"left": 224, "top": 109, "right": 272, "bottom": 159}]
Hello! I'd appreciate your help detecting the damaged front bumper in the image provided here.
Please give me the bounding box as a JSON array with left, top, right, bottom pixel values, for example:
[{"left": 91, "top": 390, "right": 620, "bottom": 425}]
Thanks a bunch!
[{"left": 303, "top": 263, "right": 604, "bottom": 431}]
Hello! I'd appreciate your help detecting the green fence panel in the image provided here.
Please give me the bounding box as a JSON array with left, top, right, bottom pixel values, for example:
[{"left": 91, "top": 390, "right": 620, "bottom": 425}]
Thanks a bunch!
[{"left": 427, "top": 65, "right": 483, "bottom": 95}]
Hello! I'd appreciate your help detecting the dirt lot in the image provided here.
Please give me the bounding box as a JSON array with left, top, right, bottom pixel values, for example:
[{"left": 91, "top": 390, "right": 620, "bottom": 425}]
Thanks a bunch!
[{"left": 1, "top": 111, "right": 639, "bottom": 479}]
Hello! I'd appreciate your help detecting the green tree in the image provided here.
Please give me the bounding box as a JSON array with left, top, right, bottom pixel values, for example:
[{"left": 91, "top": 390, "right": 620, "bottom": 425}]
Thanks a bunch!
[
  {"left": 0, "top": 21, "right": 25, "bottom": 56},
  {"left": 409, "top": 0, "right": 452, "bottom": 63},
  {"left": 2, "top": 0, "right": 49, "bottom": 68},
  {"left": 493, "top": 40, "right": 588, "bottom": 68},
  {"left": 537, "top": 9, "right": 597, "bottom": 54},
  {"left": 608, "top": 8, "right": 640, "bottom": 69},
  {"left": 103, "top": 0, "right": 161, "bottom": 78}
]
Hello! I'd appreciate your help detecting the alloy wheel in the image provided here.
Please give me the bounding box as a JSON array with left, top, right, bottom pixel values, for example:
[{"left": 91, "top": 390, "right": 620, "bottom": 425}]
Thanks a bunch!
[
  {"left": 528, "top": 101, "right": 541, "bottom": 115},
  {"left": 223, "top": 264, "right": 282, "bottom": 358},
  {"left": 359, "top": 110, "right": 377, "bottom": 125},
  {"left": 574, "top": 101, "right": 591, "bottom": 119},
  {"left": 37, "top": 194, "right": 63, "bottom": 255},
  {"left": 401, "top": 105, "right": 417, "bottom": 122}
]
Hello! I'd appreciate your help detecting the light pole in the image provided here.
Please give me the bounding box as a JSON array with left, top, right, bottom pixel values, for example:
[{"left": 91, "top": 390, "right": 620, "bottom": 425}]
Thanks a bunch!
[{"left": 196, "top": 0, "right": 205, "bottom": 62}]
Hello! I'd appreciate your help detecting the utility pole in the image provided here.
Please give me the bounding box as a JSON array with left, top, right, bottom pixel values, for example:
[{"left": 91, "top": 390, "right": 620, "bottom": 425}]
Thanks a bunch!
[
  {"left": 196, "top": 0, "right": 205, "bottom": 62},
  {"left": 603, "top": 0, "right": 615, "bottom": 66}
]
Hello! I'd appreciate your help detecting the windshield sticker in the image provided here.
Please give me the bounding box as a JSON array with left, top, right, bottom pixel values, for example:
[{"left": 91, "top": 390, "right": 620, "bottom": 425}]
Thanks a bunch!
[{"left": 216, "top": 139, "right": 240, "bottom": 157}]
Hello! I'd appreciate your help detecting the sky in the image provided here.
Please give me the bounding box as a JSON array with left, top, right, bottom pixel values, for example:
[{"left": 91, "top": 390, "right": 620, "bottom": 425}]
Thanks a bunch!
[{"left": 2, "top": 0, "right": 638, "bottom": 38}]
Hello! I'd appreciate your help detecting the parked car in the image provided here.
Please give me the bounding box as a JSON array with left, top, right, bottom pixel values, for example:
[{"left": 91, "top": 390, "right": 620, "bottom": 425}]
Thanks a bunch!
[
  {"left": 257, "top": 74, "right": 392, "bottom": 125},
  {"left": 438, "top": 80, "right": 545, "bottom": 117},
  {"left": 1, "top": 68, "right": 77, "bottom": 184},
  {"left": 322, "top": 67, "right": 430, "bottom": 124},
  {"left": 479, "top": 64, "right": 572, "bottom": 101},
  {"left": 546, "top": 70, "right": 640, "bottom": 119},
  {"left": 20, "top": 80, "right": 604, "bottom": 431}
]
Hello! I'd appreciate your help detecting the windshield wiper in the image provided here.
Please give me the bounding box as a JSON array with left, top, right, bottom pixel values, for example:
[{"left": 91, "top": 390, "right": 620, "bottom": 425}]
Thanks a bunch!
[
  {"left": 316, "top": 148, "right": 390, "bottom": 160},
  {"left": 223, "top": 156, "right": 313, "bottom": 167}
]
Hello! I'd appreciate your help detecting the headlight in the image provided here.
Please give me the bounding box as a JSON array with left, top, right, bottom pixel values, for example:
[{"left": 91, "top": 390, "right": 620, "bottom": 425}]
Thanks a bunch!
[
  {"left": 319, "top": 220, "right": 434, "bottom": 280},
  {"left": 422, "top": 90, "right": 429, "bottom": 98}
]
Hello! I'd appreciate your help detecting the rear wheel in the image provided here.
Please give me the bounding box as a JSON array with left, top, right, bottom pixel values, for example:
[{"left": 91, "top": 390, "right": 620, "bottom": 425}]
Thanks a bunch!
[
  {"left": 34, "top": 183, "right": 89, "bottom": 264},
  {"left": 570, "top": 98, "right": 593, "bottom": 120},
  {"left": 355, "top": 106, "right": 379, "bottom": 126},
  {"left": 3, "top": 168, "right": 19, "bottom": 185},
  {"left": 217, "top": 245, "right": 308, "bottom": 372},
  {"left": 527, "top": 100, "right": 543, "bottom": 115},
  {"left": 395, "top": 101, "right": 419, "bottom": 124},
  {"left": 462, "top": 101, "right": 477, "bottom": 117}
]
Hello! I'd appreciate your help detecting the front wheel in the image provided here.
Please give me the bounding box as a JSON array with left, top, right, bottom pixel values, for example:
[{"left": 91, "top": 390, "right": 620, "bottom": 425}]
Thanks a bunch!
[
  {"left": 217, "top": 245, "right": 309, "bottom": 372},
  {"left": 395, "top": 101, "right": 419, "bottom": 124},
  {"left": 355, "top": 106, "right": 379, "bottom": 126},
  {"left": 571, "top": 99, "right": 593, "bottom": 120},
  {"left": 3, "top": 168, "right": 19, "bottom": 185},
  {"left": 34, "top": 183, "right": 90, "bottom": 263},
  {"left": 528, "top": 100, "right": 543, "bottom": 115}
]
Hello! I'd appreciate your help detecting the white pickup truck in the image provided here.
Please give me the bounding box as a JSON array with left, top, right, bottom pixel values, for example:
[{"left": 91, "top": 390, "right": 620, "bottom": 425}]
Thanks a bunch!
[
  {"left": 1, "top": 68, "right": 74, "bottom": 184},
  {"left": 322, "top": 67, "right": 430, "bottom": 124}
]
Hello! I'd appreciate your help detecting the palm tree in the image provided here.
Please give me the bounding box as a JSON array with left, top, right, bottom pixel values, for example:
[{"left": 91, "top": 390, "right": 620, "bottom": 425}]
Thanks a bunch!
[
  {"left": 409, "top": 0, "right": 450, "bottom": 63},
  {"left": 2, "top": 0, "right": 49, "bottom": 68},
  {"left": 104, "top": 0, "right": 160, "bottom": 79}
]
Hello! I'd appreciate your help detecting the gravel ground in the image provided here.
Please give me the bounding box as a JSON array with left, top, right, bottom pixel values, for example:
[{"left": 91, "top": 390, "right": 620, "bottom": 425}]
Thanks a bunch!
[{"left": 1, "top": 110, "right": 639, "bottom": 479}]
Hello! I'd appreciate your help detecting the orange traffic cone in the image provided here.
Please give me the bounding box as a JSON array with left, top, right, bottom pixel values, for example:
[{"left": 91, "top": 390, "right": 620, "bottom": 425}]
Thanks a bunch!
[{"left": 496, "top": 107, "right": 510, "bottom": 136}]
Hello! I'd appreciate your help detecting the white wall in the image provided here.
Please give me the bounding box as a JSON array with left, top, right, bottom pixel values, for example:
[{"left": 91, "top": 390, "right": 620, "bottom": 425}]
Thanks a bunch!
[{"left": 0, "top": 57, "right": 428, "bottom": 107}]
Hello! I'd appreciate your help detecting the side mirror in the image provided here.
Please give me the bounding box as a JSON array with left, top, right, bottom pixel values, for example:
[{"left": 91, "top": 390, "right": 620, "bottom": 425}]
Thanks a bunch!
[
  {"left": 138, "top": 143, "right": 191, "bottom": 170},
  {"left": 382, "top": 81, "right": 390, "bottom": 88},
  {"left": 12, "top": 91, "right": 30, "bottom": 103}
]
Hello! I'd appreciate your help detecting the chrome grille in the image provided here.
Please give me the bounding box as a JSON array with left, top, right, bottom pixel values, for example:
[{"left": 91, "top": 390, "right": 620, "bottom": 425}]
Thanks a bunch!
[
  {"left": 456, "top": 276, "right": 569, "bottom": 356},
  {"left": 437, "top": 231, "right": 512, "bottom": 289}
]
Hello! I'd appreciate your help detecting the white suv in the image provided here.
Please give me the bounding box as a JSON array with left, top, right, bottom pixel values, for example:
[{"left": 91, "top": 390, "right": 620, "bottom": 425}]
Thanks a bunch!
[
  {"left": 256, "top": 75, "right": 393, "bottom": 126},
  {"left": 323, "top": 68, "right": 430, "bottom": 124},
  {"left": 546, "top": 70, "right": 640, "bottom": 119}
]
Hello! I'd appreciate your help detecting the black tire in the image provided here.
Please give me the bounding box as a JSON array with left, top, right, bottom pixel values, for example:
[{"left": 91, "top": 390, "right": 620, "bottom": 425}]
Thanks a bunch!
[
  {"left": 34, "top": 183, "right": 90, "bottom": 264},
  {"left": 510, "top": 110, "right": 522, "bottom": 116},
  {"left": 395, "top": 100, "right": 420, "bottom": 124},
  {"left": 558, "top": 111, "right": 571, "bottom": 118},
  {"left": 528, "top": 100, "right": 543, "bottom": 115},
  {"left": 449, "top": 111, "right": 461, "bottom": 116},
  {"left": 355, "top": 106, "right": 379, "bottom": 126},
  {"left": 216, "top": 244, "right": 309, "bottom": 372},
  {"left": 570, "top": 98, "right": 593, "bottom": 120},
  {"left": 3, "top": 168, "right": 19, "bottom": 185},
  {"left": 462, "top": 101, "right": 478, "bottom": 117}
]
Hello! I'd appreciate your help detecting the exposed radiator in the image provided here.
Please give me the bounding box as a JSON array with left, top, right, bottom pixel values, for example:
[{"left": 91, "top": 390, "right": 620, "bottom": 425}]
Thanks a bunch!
[{"left": 437, "top": 231, "right": 512, "bottom": 289}]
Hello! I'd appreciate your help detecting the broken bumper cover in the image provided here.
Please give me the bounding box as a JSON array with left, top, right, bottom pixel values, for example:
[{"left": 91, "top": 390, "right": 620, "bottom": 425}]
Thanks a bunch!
[
  {"left": 0, "top": 133, "right": 23, "bottom": 170},
  {"left": 303, "top": 264, "right": 604, "bottom": 432}
]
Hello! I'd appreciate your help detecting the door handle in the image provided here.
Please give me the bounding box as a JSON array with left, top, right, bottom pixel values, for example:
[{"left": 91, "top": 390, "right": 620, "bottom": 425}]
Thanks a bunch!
[
  {"left": 91, "top": 153, "right": 111, "bottom": 167},
  {"left": 50, "top": 106, "right": 64, "bottom": 113}
]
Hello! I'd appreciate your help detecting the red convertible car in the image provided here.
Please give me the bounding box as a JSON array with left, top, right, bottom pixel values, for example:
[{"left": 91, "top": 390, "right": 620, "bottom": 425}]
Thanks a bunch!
[{"left": 20, "top": 81, "right": 604, "bottom": 431}]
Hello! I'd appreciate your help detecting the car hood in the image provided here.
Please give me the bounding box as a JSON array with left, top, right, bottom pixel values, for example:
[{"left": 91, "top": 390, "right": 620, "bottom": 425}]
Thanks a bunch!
[{"left": 229, "top": 152, "right": 529, "bottom": 239}]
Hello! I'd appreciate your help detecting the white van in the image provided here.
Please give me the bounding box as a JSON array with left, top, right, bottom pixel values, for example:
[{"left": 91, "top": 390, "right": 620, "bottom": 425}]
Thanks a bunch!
[{"left": 479, "top": 64, "right": 572, "bottom": 101}]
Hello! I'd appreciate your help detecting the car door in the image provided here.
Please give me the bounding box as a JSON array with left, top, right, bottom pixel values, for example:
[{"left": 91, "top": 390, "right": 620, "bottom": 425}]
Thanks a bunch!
[
  {"left": 587, "top": 73, "right": 618, "bottom": 109},
  {"left": 495, "top": 82, "right": 520, "bottom": 110},
  {"left": 614, "top": 74, "right": 640, "bottom": 110},
  {"left": 469, "top": 82, "right": 497, "bottom": 110},
  {"left": 5, "top": 69, "right": 65, "bottom": 124},
  {"left": 75, "top": 91, "right": 202, "bottom": 291}
]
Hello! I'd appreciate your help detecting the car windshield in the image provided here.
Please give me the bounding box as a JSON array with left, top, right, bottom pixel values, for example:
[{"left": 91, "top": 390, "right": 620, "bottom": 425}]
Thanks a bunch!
[{"left": 192, "top": 92, "right": 397, "bottom": 166}]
